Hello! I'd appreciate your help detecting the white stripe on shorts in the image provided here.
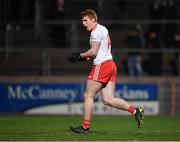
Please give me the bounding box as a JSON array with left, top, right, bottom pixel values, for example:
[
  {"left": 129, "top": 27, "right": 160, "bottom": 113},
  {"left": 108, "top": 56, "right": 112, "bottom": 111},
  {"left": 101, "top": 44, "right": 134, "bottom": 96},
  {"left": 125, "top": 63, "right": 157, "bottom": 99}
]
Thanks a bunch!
[{"left": 93, "top": 64, "right": 101, "bottom": 81}]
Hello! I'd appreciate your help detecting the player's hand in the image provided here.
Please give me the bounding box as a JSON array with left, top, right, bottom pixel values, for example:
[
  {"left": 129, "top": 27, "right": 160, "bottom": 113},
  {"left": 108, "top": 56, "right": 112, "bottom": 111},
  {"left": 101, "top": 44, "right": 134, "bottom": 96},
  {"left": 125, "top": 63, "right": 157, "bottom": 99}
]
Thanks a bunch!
[{"left": 68, "top": 52, "right": 85, "bottom": 63}]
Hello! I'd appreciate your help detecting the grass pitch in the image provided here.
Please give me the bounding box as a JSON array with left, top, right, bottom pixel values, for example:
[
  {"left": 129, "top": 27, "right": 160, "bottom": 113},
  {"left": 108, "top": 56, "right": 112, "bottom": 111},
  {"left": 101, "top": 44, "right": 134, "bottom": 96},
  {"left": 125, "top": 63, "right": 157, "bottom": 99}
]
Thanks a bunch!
[{"left": 0, "top": 115, "right": 180, "bottom": 141}]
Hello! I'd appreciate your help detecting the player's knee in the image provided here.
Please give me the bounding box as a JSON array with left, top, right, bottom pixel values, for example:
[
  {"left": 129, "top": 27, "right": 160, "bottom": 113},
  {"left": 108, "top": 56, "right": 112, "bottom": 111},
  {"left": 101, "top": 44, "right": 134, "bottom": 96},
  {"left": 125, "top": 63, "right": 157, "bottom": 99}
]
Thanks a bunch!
[
  {"left": 83, "top": 91, "right": 94, "bottom": 99},
  {"left": 102, "top": 98, "right": 113, "bottom": 106}
]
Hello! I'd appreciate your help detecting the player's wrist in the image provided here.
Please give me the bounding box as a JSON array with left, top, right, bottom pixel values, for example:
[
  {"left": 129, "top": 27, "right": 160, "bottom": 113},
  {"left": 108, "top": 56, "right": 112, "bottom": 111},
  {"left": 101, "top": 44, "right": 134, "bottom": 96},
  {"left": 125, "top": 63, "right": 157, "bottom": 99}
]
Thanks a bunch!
[
  {"left": 78, "top": 53, "right": 83, "bottom": 60},
  {"left": 68, "top": 52, "right": 86, "bottom": 62}
]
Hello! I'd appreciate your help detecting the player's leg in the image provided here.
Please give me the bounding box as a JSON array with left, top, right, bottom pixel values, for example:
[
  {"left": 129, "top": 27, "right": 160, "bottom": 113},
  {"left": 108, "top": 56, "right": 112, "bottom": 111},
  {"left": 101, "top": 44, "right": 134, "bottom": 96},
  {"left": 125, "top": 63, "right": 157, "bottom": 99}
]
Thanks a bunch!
[
  {"left": 83, "top": 80, "right": 103, "bottom": 120},
  {"left": 101, "top": 81, "right": 131, "bottom": 111},
  {"left": 101, "top": 81, "right": 144, "bottom": 128},
  {"left": 70, "top": 80, "right": 103, "bottom": 133}
]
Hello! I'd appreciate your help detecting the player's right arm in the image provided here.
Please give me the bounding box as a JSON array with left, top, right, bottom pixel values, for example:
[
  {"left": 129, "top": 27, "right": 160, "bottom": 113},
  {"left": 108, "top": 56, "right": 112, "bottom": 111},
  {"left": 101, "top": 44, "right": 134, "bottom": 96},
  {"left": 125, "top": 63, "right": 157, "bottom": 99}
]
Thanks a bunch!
[
  {"left": 68, "top": 41, "right": 100, "bottom": 63},
  {"left": 80, "top": 41, "right": 100, "bottom": 58}
]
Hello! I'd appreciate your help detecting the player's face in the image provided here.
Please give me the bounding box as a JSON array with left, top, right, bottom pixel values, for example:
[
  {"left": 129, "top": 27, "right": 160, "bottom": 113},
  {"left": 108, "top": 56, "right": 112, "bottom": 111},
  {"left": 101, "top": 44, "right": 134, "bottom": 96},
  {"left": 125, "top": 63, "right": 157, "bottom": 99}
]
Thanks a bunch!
[{"left": 82, "top": 16, "right": 95, "bottom": 31}]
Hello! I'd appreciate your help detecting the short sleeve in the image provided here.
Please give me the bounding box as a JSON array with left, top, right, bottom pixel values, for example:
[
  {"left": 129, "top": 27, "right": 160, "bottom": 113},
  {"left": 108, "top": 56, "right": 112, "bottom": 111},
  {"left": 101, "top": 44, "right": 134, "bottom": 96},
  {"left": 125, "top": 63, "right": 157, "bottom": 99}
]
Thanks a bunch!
[{"left": 91, "top": 30, "right": 102, "bottom": 42}]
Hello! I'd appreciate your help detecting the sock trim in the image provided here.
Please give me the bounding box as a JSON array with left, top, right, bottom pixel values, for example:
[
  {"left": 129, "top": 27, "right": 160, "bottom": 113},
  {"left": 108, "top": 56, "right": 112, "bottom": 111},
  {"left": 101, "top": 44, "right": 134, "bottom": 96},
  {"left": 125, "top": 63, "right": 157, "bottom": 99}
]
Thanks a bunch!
[
  {"left": 128, "top": 105, "right": 136, "bottom": 114},
  {"left": 82, "top": 119, "right": 90, "bottom": 129}
]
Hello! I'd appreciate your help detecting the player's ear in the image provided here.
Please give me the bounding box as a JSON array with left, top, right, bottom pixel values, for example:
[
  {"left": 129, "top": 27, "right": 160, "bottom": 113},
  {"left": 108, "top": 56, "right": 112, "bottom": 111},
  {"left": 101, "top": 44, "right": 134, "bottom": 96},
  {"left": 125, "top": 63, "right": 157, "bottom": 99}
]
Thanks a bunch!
[{"left": 92, "top": 18, "right": 96, "bottom": 23}]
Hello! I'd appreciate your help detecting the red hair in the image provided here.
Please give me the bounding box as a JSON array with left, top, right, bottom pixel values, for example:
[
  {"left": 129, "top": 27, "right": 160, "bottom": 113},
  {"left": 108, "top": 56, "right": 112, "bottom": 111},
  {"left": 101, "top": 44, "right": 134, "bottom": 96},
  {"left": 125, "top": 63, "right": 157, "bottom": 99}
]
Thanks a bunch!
[{"left": 80, "top": 9, "right": 97, "bottom": 22}]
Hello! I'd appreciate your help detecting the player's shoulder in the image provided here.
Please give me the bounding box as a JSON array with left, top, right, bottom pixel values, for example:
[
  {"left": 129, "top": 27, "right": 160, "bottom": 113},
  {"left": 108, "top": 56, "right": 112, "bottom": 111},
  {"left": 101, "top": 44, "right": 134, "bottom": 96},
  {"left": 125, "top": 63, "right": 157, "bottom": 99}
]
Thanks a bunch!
[
  {"left": 96, "top": 24, "right": 107, "bottom": 32},
  {"left": 92, "top": 24, "right": 108, "bottom": 35}
]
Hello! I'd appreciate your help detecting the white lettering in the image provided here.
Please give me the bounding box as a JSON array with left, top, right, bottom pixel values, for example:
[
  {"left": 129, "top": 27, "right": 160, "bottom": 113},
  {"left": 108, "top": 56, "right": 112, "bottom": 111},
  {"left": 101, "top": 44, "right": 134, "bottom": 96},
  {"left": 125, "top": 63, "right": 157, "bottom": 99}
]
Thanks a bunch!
[
  {"left": 115, "top": 86, "right": 149, "bottom": 100},
  {"left": 8, "top": 85, "right": 27, "bottom": 99},
  {"left": 7, "top": 85, "right": 76, "bottom": 101},
  {"left": 29, "top": 85, "right": 39, "bottom": 99}
]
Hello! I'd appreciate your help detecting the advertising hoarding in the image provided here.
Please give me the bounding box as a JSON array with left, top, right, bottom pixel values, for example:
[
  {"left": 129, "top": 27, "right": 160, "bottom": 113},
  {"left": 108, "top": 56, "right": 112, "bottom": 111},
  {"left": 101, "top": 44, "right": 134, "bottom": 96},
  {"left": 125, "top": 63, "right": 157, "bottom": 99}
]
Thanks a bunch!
[{"left": 0, "top": 82, "right": 159, "bottom": 115}]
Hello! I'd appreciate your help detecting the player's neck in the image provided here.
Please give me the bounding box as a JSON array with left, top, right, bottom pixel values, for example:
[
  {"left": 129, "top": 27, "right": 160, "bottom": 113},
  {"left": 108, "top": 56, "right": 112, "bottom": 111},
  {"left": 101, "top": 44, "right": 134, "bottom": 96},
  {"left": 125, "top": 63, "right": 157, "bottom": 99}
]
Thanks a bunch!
[{"left": 92, "top": 23, "right": 97, "bottom": 31}]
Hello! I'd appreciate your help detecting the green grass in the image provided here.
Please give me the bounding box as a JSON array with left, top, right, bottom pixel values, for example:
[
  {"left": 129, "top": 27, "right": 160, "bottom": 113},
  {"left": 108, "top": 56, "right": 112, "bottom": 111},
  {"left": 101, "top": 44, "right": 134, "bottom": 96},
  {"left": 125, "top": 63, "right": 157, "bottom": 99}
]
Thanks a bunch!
[{"left": 0, "top": 115, "right": 180, "bottom": 141}]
